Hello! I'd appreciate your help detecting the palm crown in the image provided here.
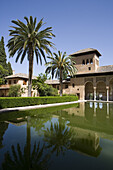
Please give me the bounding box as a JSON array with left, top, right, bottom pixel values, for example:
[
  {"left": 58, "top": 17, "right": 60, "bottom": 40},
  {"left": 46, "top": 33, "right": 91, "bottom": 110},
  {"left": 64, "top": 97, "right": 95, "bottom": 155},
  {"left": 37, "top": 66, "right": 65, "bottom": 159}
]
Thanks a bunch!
[
  {"left": 45, "top": 51, "right": 77, "bottom": 96},
  {"left": 7, "top": 16, "right": 55, "bottom": 96}
]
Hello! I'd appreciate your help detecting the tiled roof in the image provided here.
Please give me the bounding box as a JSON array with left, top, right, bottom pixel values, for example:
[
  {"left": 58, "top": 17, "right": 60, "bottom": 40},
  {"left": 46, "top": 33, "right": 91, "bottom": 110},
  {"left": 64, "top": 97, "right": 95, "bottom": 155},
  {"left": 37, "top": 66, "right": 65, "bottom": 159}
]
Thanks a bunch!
[
  {"left": 97, "top": 65, "right": 113, "bottom": 73},
  {"left": 45, "top": 79, "right": 70, "bottom": 85},
  {"left": 5, "top": 73, "right": 37, "bottom": 80},
  {"left": 76, "top": 65, "right": 113, "bottom": 76},
  {"left": 70, "top": 48, "right": 101, "bottom": 57}
]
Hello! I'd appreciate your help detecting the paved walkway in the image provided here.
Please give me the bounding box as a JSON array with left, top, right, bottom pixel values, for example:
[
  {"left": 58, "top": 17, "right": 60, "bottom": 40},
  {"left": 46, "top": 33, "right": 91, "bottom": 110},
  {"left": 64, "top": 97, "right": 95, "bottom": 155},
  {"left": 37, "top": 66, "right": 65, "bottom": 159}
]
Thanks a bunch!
[
  {"left": 1, "top": 99, "right": 113, "bottom": 114},
  {"left": 0, "top": 100, "right": 87, "bottom": 113}
]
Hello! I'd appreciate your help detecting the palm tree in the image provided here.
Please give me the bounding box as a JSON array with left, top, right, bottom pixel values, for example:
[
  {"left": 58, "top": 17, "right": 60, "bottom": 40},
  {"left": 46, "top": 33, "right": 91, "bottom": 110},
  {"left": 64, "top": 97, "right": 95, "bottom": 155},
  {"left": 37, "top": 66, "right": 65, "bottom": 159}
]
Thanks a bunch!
[
  {"left": 7, "top": 16, "right": 55, "bottom": 96},
  {"left": 45, "top": 51, "right": 77, "bottom": 96}
]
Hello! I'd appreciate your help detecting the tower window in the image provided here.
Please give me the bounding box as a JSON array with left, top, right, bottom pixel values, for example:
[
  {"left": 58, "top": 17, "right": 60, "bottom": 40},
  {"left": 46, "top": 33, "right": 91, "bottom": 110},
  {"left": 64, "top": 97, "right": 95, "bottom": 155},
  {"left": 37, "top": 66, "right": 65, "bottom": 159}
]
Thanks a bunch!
[
  {"left": 72, "top": 83, "right": 75, "bottom": 88},
  {"left": 86, "top": 59, "right": 89, "bottom": 65},
  {"left": 82, "top": 60, "right": 85, "bottom": 65},
  {"left": 90, "top": 59, "right": 93, "bottom": 64},
  {"left": 88, "top": 67, "right": 91, "bottom": 70}
]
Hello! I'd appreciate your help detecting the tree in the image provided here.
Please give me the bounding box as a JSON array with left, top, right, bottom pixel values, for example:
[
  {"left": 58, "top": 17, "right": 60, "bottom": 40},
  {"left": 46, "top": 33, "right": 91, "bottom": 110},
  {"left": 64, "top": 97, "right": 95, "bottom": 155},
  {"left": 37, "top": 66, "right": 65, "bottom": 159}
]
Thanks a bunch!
[
  {"left": 45, "top": 51, "right": 77, "bottom": 96},
  {"left": 32, "top": 73, "right": 58, "bottom": 96},
  {"left": 0, "top": 65, "right": 8, "bottom": 84},
  {"left": 0, "top": 36, "right": 13, "bottom": 84},
  {"left": 0, "top": 37, "right": 7, "bottom": 69},
  {"left": 7, "top": 16, "right": 55, "bottom": 97}
]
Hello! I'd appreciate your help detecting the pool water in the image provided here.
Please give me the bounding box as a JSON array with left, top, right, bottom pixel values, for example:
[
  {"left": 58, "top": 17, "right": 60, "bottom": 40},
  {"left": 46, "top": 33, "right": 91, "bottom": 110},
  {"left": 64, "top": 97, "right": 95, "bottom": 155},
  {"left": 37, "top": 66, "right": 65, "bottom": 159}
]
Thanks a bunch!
[{"left": 0, "top": 102, "right": 113, "bottom": 170}]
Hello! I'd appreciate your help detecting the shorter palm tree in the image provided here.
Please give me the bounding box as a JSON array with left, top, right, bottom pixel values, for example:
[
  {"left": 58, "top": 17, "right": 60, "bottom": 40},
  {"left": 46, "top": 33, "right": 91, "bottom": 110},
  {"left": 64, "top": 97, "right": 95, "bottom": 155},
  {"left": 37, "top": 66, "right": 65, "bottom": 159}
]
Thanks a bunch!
[
  {"left": 43, "top": 118, "right": 73, "bottom": 156},
  {"left": 45, "top": 51, "right": 77, "bottom": 96}
]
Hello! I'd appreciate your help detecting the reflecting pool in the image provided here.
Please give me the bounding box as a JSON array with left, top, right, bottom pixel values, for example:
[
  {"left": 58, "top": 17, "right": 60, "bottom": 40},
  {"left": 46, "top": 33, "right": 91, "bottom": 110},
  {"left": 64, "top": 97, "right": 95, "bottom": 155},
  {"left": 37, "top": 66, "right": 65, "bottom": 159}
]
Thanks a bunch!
[{"left": 0, "top": 102, "right": 113, "bottom": 170}]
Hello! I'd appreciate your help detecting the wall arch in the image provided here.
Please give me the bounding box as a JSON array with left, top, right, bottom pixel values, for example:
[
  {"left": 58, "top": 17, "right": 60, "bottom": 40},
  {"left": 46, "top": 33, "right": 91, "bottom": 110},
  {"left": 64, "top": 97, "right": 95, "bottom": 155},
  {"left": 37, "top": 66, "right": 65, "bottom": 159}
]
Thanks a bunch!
[
  {"left": 96, "top": 81, "right": 106, "bottom": 100},
  {"left": 109, "top": 78, "right": 113, "bottom": 101},
  {"left": 85, "top": 82, "right": 94, "bottom": 100}
]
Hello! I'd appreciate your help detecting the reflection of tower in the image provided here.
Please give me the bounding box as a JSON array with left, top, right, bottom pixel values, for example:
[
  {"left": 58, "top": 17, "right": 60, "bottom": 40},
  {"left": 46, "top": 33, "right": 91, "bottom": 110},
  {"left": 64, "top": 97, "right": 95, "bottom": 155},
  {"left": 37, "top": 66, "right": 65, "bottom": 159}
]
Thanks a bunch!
[
  {"left": 70, "top": 127, "right": 101, "bottom": 157},
  {"left": 106, "top": 103, "right": 109, "bottom": 119},
  {"left": 63, "top": 102, "right": 85, "bottom": 117}
]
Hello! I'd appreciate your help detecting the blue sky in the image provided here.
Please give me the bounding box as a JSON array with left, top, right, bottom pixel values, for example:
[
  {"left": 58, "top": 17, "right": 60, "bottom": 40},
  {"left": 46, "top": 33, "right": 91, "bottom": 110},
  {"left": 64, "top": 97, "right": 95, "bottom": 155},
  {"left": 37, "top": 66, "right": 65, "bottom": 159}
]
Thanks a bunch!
[{"left": 0, "top": 0, "right": 113, "bottom": 76}]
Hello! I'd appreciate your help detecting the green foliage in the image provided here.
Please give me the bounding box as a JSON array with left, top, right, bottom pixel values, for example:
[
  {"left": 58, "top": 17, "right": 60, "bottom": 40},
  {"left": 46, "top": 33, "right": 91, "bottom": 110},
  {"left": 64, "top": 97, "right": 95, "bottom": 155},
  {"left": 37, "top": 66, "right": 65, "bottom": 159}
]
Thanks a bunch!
[
  {"left": 8, "top": 85, "right": 21, "bottom": 97},
  {"left": 0, "top": 37, "right": 7, "bottom": 69},
  {"left": 0, "top": 36, "right": 13, "bottom": 84},
  {"left": 0, "top": 65, "right": 8, "bottom": 84},
  {"left": 33, "top": 73, "right": 58, "bottom": 96},
  {"left": 7, "top": 62, "right": 13, "bottom": 75},
  {"left": 0, "top": 96, "right": 78, "bottom": 109}
]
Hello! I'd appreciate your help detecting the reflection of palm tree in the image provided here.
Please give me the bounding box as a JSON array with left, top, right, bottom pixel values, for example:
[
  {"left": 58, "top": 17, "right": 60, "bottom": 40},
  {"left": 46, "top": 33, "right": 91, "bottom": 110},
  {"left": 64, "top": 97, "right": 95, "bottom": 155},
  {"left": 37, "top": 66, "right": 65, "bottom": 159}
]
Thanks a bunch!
[
  {"left": 2, "top": 116, "right": 50, "bottom": 170},
  {"left": 44, "top": 119, "right": 72, "bottom": 156},
  {"left": 2, "top": 142, "right": 50, "bottom": 170}
]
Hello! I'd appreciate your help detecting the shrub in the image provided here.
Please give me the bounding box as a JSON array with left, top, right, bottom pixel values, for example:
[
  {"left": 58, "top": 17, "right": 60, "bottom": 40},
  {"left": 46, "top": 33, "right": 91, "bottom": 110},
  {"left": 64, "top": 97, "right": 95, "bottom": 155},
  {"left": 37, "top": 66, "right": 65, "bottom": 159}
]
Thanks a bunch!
[
  {"left": 8, "top": 85, "right": 21, "bottom": 97},
  {"left": 0, "top": 96, "right": 78, "bottom": 109}
]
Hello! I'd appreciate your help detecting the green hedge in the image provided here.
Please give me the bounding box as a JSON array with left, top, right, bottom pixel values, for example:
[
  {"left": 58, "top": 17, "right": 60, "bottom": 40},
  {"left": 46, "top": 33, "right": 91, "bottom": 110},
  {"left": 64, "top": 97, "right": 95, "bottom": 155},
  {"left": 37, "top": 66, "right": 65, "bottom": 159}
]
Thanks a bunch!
[{"left": 0, "top": 96, "right": 78, "bottom": 109}]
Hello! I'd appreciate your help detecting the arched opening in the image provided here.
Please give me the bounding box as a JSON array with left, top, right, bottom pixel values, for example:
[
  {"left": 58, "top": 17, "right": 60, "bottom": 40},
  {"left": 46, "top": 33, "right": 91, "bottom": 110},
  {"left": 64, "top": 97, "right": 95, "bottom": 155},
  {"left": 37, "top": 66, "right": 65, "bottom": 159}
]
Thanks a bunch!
[
  {"left": 96, "top": 82, "right": 106, "bottom": 100},
  {"left": 85, "top": 82, "right": 94, "bottom": 100},
  {"left": 82, "top": 60, "right": 85, "bottom": 65},
  {"left": 90, "top": 59, "right": 93, "bottom": 64},
  {"left": 86, "top": 59, "right": 89, "bottom": 65},
  {"left": 109, "top": 78, "right": 113, "bottom": 101}
]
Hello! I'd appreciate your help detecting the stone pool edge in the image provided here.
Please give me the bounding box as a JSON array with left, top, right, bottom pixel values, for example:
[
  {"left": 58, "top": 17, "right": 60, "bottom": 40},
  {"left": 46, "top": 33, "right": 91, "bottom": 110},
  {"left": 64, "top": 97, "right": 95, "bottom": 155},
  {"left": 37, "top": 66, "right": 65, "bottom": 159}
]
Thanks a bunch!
[{"left": 0, "top": 100, "right": 87, "bottom": 113}]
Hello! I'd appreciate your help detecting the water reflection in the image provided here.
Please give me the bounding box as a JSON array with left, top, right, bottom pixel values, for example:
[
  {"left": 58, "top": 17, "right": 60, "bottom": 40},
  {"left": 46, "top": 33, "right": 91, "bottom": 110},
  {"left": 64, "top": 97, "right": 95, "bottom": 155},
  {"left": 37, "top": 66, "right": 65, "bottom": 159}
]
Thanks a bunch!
[
  {"left": 0, "top": 122, "right": 8, "bottom": 149},
  {"left": 43, "top": 118, "right": 72, "bottom": 156},
  {"left": 0, "top": 103, "right": 113, "bottom": 169},
  {"left": 2, "top": 142, "right": 50, "bottom": 170}
]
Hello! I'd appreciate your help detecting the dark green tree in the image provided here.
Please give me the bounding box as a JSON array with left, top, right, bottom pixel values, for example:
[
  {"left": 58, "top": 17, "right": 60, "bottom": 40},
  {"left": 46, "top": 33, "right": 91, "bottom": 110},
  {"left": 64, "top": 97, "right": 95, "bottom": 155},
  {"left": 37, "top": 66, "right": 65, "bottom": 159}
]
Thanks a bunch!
[
  {"left": 0, "top": 37, "right": 7, "bottom": 69},
  {"left": 0, "top": 36, "right": 13, "bottom": 84},
  {"left": 45, "top": 51, "right": 77, "bottom": 96},
  {"left": 7, "top": 16, "right": 55, "bottom": 97},
  {"left": 0, "top": 65, "right": 8, "bottom": 84},
  {"left": 7, "top": 62, "right": 13, "bottom": 75}
]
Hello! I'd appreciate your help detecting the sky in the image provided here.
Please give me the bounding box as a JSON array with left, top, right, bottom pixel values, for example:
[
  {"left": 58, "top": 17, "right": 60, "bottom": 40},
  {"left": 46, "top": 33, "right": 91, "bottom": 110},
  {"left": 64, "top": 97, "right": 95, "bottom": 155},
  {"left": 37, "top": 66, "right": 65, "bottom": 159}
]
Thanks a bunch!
[{"left": 0, "top": 0, "right": 113, "bottom": 76}]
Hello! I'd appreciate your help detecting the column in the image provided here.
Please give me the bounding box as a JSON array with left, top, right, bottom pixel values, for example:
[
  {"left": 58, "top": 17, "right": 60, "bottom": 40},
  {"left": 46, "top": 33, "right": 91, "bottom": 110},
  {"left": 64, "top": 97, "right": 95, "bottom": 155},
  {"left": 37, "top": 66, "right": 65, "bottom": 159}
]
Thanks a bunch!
[
  {"left": 94, "top": 87, "right": 96, "bottom": 101},
  {"left": 106, "top": 103, "right": 109, "bottom": 118},
  {"left": 106, "top": 86, "right": 109, "bottom": 102}
]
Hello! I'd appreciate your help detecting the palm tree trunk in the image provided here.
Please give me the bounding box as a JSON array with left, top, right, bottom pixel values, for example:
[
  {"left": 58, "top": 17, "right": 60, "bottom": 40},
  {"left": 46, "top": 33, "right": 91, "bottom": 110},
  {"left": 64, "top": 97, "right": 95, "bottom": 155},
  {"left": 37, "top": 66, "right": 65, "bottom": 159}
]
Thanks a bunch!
[
  {"left": 28, "top": 46, "right": 33, "bottom": 97},
  {"left": 60, "top": 69, "right": 63, "bottom": 96}
]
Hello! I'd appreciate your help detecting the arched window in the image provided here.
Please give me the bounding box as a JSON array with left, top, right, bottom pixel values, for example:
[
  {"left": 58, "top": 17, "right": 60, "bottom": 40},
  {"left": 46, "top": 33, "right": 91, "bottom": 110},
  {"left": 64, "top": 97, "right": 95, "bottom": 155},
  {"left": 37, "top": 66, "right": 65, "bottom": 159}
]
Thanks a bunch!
[
  {"left": 72, "top": 83, "right": 75, "bottom": 88},
  {"left": 82, "top": 60, "right": 85, "bottom": 65},
  {"left": 90, "top": 59, "right": 93, "bottom": 64},
  {"left": 86, "top": 59, "right": 89, "bottom": 65}
]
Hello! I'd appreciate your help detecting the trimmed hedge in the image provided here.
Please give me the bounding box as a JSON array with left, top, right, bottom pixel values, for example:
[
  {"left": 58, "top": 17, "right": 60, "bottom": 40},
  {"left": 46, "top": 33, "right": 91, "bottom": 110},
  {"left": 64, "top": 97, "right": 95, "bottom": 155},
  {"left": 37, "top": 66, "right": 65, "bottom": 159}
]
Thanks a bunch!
[{"left": 0, "top": 96, "right": 78, "bottom": 109}]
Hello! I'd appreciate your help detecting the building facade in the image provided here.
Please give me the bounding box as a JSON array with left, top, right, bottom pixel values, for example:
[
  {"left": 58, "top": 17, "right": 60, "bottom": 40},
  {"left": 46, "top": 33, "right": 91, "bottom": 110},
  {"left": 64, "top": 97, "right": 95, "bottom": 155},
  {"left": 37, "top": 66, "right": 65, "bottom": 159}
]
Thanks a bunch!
[
  {"left": 0, "top": 73, "right": 37, "bottom": 97},
  {"left": 46, "top": 48, "right": 113, "bottom": 101}
]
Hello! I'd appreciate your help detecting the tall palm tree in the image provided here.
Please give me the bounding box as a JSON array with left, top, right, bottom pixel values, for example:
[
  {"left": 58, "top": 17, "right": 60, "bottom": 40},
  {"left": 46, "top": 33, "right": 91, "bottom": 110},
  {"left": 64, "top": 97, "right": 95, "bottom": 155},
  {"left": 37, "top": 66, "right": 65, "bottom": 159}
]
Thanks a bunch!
[
  {"left": 45, "top": 51, "right": 77, "bottom": 96},
  {"left": 7, "top": 16, "right": 55, "bottom": 96}
]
